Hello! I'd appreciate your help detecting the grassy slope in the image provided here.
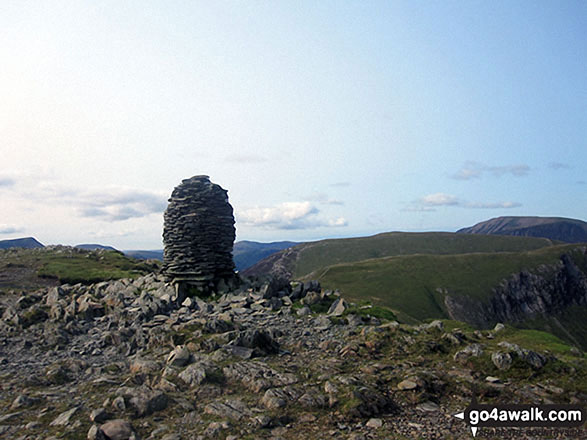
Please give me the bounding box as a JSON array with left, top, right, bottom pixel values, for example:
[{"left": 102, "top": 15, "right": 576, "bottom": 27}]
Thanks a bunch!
[
  {"left": 310, "top": 244, "right": 584, "bottom": 322},
  {"left": 292, "top": 232, "right": 555, "bottom": 278},
  {"left": 0, "top": 247, "right": 156, "bottom": 291}
]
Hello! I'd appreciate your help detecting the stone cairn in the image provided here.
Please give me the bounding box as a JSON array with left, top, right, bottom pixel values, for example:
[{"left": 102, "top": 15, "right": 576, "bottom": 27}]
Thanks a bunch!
[{"left": 162, "top": 175, "right": 236, "bottom": 293}]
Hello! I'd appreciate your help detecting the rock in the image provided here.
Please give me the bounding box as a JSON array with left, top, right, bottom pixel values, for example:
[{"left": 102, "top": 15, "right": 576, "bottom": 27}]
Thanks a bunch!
[
  {"left": 130, "top": 359, "right": 161, "bottom": 376},
  {"left": 166, "top": 346, "right": 191, "bottom": 367},
  {"left": 297, "top": 392, "right": 328, "bottom": 408},
  {"left": 10, "top": 394, "right": 36, "bottom": 409},
  {"left": 87, "top": 424, "right": 105, "bottom": 440},
  {"left": 347, "top": 386, "right": 395, "bottom": 418},
  {"left": 491, "top": 351, "right": 513, "bottom": 371},
  {"left": 50, "top": 406, "right": 79, "bottom": 426},
  {"left": 223, "top": 345, "right": 254, "bottom": 359},
  {"left": 493, "top": 323, "right": 505, "bottom": 332},
  {"left": 328, "top": 298, "right": 348, "bottom": 316},
  {"left": 112, "top": 396, "right": 126, "bottom": 412},
  {"left": 90, "top": 408, "right": 110, "bottom": 423},
  {"left": 162, "top": 176, "right": 236, "bottom": 291},
  {"left": 178, "top": 362, "right": 211, "bottom": 386},
  {"left": 397, "top": 380, "right": 418, "bottom": 390},
  {"left": 296, "top": 305, "right": 312, "bottom": 317},
  {"left": 204, "top": 399, "right": 251, "bottom": 421},
  {"left": 521, "top": 349, "right": 547, "bottom": 369},
  {"left": 423, "top": 320, "right": 444, "bottom": 331},
  {"left": 366, "top": 418, "right": 383, "bottom": 428},
  {"left": 127, "top": 389, "right": 168, "bottom": 418},
  {"left": 453, "top": 343, "right": 484, "bottom": 363},
  {"left": 416, "top": 401, "right": 440, "bottom": 412},
  {"left": 100, "top": 419, "right": 135, "bottom": 440},
  {"left": 230, "top": 329, "right": 279, "bottom": 355}
]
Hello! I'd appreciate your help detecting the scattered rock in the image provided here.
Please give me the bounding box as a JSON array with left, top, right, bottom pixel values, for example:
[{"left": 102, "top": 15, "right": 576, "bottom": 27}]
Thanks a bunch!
[
  {"left": 50, "top": 406, "right": 79, "bottom": 426},
  {"left": 100, "top": 419, "right": 135, "bottom": 440},
  {"left": 397, "top": 380, "right": 418, "bottom": 390},
  {"left": 328, "top": 298, "right": 348, "bottom": 316},
  {"left": 491, "top": 351, "right": 513, "bottom": 371}
]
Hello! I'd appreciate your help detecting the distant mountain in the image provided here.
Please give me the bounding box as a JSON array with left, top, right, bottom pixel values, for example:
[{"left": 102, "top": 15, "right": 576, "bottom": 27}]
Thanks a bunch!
[
  {"left": 124, "top": 250, "right": 164, "bottom": 261},
  {"left": 0, "top": 237, "right": 44, "bottom": 249},
  {"left": 242, "top": 232, "right": 555, "bottom": 279},
  {"left": 232, "top": 240, "right": 298, "bottom": 271},
  {"left": 75, "top": 244, "right": 118, "bottom": 251},
  {"left": 458, "top": 216, "right": 587, "bottom": 243},
  {"left": 122, "top": 240, "right": 299, "bottom": 271}
]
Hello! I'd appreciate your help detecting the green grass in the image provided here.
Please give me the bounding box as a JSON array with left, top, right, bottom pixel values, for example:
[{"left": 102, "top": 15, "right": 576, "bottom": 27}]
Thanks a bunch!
[
  {"left": 37, "top": 250, "right": 153, "bottom": 284},
  {"left": 292, "top": 232, "right": 556, "bottom": 278},
  {"left": 0, "top": 247, "right": 157, "bottom": 290},
  {"left": 312, "top": 244, "right": 585, "bottom": 321}
]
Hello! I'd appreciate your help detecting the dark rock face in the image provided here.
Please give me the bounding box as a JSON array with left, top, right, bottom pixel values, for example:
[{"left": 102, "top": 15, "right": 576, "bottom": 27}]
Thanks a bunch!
[
  {"left": 162, "top": 176, "right": 236, "bottom": 289},
  {"left": 445, "top": 248, "right": 587, "bottom": 348}
]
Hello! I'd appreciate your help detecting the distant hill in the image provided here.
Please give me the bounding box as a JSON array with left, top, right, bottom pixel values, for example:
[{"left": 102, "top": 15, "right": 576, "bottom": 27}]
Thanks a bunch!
[
  {"left": 458, "top": 216, "right": 587, "bottom": 243},
  {"left": 0, "top": 237, "right": 44, "bottom": 249},
  {"left": 124, "top": 249, "right": 164, "bottom": 261},
  {"left": 310, "top": 244, "right": 587, "bottom": 348},
  {"left": 232, "top": 240, "right": 298, "bottom": 271},
  {"left": 123, "top": 241, "right": 298, "bottom": 271},
  {"left": 242, "top": 232, "right": 556, "bottom": 279},
  {"left": 75, "top": 244, "right": 118, "bottom": 251}
]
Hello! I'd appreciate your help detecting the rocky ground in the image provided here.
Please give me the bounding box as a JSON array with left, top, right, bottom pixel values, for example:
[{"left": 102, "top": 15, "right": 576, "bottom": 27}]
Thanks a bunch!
[{"left": 0, "top": 274, "right": 585, "bottom": 439}]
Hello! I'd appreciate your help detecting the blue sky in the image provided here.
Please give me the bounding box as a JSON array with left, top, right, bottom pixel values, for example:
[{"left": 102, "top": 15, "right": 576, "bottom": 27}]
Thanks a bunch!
[{"left": 1, "top": 1, "right": 585, "bottom": 248}]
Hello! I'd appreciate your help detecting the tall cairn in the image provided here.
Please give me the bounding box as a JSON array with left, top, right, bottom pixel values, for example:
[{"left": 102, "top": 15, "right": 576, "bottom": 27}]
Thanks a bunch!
[{"left": 162, "top": 175, "right": 236, "bottom": 292}]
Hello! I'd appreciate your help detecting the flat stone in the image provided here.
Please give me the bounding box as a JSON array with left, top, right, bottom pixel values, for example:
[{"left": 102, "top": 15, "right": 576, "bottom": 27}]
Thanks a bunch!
[
  {"left": 50, "top": 407, "right": 79, "bottom": 426},
  {"left": 397, "top": 380, "right": 418, "bottom": 390},
  {"left": 366, "top": 418, "right": 383, "bottom": 428}
]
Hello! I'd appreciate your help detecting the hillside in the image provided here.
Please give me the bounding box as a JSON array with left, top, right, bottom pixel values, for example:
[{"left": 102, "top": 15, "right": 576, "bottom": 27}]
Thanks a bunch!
[
  {"left": 458, "top": 216, "right": 587, "bottom": 243},
  {"left": 0, "top": 246, "right": 157, "bottom": 293},
  {"left": 243, "top": 232, "right": 557, "bottom": 279},
  {"left": 75, "top": 244, "right": 118, "bottom": 251},
  {"left": 309, "top": 244, "right": 587, "bottom": 348},
  {"left": 0, "top": 237, "right": 44, "bottom": 249},
  {"left": 232, "top": 240, "right": 298, "bottom": 271}
]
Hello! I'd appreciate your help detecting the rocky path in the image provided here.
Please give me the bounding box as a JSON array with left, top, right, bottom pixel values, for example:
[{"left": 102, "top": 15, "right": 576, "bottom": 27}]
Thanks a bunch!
[{"left": 0, "top": 274, "right": 585, "bottom": 439}]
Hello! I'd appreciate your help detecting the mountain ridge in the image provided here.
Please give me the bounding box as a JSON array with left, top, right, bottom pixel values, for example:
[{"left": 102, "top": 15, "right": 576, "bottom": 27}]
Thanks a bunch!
[{"left": 458, "top": 216, "right": 587, "bottom": 243}]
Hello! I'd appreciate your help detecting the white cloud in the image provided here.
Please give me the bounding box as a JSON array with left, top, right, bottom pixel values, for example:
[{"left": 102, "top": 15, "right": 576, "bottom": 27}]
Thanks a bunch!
[
  {"left": 406, "top": 193, "right": 521, "bottom": 212},
  {"left": 451, "top": 162, "right": 530, "bottom": 180},
  {"left": 237, "top": 201, "right": 347, "bottom": 230},
  {"left": 76, "top": 187, "right": 168, "bottom": 221},
  {"left": 420, "top": 193, "right": 460, "bottom": 206}
]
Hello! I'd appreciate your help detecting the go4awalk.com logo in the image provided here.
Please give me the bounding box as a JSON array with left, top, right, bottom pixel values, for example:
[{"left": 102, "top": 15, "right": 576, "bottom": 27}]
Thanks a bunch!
[{"left": 453, "top": 398, "right": 585, "bottom": 437}]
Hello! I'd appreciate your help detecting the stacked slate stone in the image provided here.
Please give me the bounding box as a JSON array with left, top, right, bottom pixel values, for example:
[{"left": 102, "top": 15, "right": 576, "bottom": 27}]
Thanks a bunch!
[{"left": 162, "top": 175, "right": 236, "bottom": 289}]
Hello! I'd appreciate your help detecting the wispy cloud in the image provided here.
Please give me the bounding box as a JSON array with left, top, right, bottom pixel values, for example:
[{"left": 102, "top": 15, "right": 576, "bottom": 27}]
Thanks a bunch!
[
  {"left": 405, "top": 192, "right": 521, "bottom": 212},
  {"left": 451, "top": 162, "right": 530, "bottom": 180},
  {"left": 0, "top": 176, "right": 15, "bottom": 187},
  {"left": 305, "top": 192, "right": 344, "bottom": 206},
  {"left": 237, "top": 201, "right": 348, "bottom": 230},
  {"left": 77, "top": 187, "right": 167, "bottom": 221},
  {"left": 549, "top": 162, "right": 571, "bottom": 170},
  {"left": 0, "top": 224, "right": 23, "bottom": 234}
]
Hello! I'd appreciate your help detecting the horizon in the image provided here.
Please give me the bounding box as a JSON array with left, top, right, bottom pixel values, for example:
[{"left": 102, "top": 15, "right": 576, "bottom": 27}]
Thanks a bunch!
[
  {"left": 1, "top": 2, "right": 586, "bottom": 249},
  {"left": 2, "top": 213, "right": 586, "bottom": 251}
]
